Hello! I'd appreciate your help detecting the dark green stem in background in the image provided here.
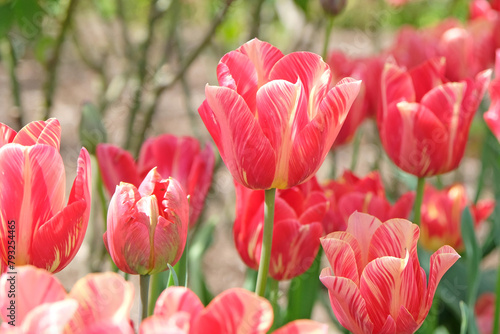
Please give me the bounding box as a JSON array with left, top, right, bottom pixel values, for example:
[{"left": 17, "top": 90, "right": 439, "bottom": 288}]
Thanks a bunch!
[
  {"left": 5, "top": 37, "right": 24, "bottom": 129},
  {"left": 413, "top": 177, "right": 425, "bottom": 225},
  {"left": 140, "top": 274, "right": 151, "bottom": 322},
  {"left": 322, "top": 17, "right": 334, "bottom": 60},
  {"left": 255, "top": 188, "right": 276, "bottom": 297},
  {"left": 43, "top": 0, "right": 79, "bottom": 119}
]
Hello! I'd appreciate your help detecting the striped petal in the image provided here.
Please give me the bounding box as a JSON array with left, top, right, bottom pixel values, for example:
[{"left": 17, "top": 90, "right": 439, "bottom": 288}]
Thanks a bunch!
[
  {"left": 379, "top": 63, "right": 416, "bottom": 124},
  {"left": 0, "top": 144, "right": 66, "bottom": 266},
  {"left": 484, "top": 76, "right": 500, "bottom": 141},
  {"left": 238, "top": 38, "right": 284, "bottom": 87},
  {"left": 273, "top": 320, "right": 328, "bottom": 334},
  {"left": 201, "top": 85, "right": 275, "bottom": 189},
  {"left": 0, "top": 265, "right": 67, "bottom": 325},
  {"left": 345, "top": 212, "right": 382, "bottom": 270},
  {"left": 20, "top": 299, "right": 77, "bottom": 334},
  {"left": 319, "top": 268, "right": 373, "bottom": 334},
  {"left": 139, "top": 315, "right": 189, "bottom": 334},
  {"left": 190, "top": 288, "right": 273, "bottom": 334},
  {"left": 154, "top": 287, "right": 203, "bottom": 319},
  {"left": 408, "top": 57, "right": 445, "bottom": 102},
  {"left": 0, "top": 123, "right": 16, "bottom": 148},
  {"left": 420, "top": 245, "right": 460, "bottom": 323},
  {"left": 13, "top": 118, "right": 61, "bottom": 150},
  {"left": 96, "top": 143, "right": 141, "bottom": 196},
  {"left": 67, "top": 272, "right": 134, "bottom": 333},
  {"left": 321, "top": 232, "right": 361, "bottom": 285},
  {"left": 31, "top": 149, "right": 91, "bottom": 273}
]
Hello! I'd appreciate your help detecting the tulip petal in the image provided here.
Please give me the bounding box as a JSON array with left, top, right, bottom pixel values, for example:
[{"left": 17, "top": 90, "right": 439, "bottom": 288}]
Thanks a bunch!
[
  {"left": 0, "top": 266, "right": 67, "bottom": 324},
  {"left": 395, "top": 306, "right": 420, "bottom": 334},
  {"left": 31, "top": 149, "right": 91, "bottom": 273},
  {"left": 139, "top": 315, "right": 189, "bottom": 334},
  {"left": 96, "top": 144, "right": 141, "bottom": 196},
  {"left": 319, "top": 268, "right": 373, "bottom": 334},
  {"left": 201, "top": 85, "right": 275, "bottom": 189},
  {"left": 408, "top": 57, "right": 446, "bottom": 102},
  {"left": 273, "top": 320, "right": 328, "bottom": 334},
  {"left": 154, "top": 287, "right": 204, "bottom": 319},
  {"left": 484, "top": 78, "right": 500, "bottom": 141},
  {"left": 0, "top": 144, "right": 66, "bottom": 266},
  {"left": 238, "top": 38, "right": 284, "bottom": 86},
  {"left": 379, "top": 63, "right": 416, "bottom": 124},
  {"left": 345, "top": 212, "right": 382, "bottom": 269},
  {"left": 389, "top": 192, "right": 415, "bottom": 220},
  {"left": 321, "top": 232, "right": 360, "bottom": 285},
  {"left": 368, "top": 218, "right": 419, "bottom": 263},
  {"left": 190, "top": 288, "right": 273, "bottom": 334},
  {"left": 0, "top": 123, "right": 16, "bottom": 148},
  {"left": 68, "top": 272, "right": 134, "bottom": 333},
  {"left": 21, "top": 299, "right": 78, "bottom": 333},
  {"left": 420, "top": 245, "right": 460, "bottom": 323},
  {"left": 13, "top": 118, "right": 61, "bottom": 150}
]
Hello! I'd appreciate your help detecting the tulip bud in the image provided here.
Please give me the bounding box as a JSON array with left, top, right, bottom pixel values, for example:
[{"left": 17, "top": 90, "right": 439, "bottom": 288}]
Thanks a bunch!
[{"left": 320, "top": 0, "right": 347, "bottom": 16}]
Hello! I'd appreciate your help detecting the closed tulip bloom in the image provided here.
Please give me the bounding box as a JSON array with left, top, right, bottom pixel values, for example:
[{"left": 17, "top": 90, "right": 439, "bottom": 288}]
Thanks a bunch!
[
  {"left": 104, "top": 168, "right": 189, "bottom": 275},
  {"left": 320, "top": 212, "right": 460, "bottom": 334},
  {"left": 0, "top": 119, "right": 91, "bottom": 273},
  {"left": 234, "top": 178, "right": 325, "bottom": 280},
  {"left": 484, "top": 49, "right": 500, "bottom": 141},
  {"left": 378, "top": 58, "right": 491, "bottom": 177},
  {"left": 198, "top": 38, "right": 361, "bottom": 189},
  {"left": 96, "top": 134, "right": 214, "bottom": 227},
  {"left": 419, "top": 184, "right": 494, "bottom": 252}
]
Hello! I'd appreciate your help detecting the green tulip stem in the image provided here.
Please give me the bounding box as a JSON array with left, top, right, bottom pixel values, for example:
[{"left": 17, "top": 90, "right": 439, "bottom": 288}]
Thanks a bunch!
[
  {"left": 140, "top": 274, "right": 151, "bottom": 322},
  {"left": 322, "top": 16, "right": 334, "bottom": 61},
  {"left": 413, "top": 177, "right": 426, "bottom": 226},
  {"left": 255, "top": 188, "right": 276, "bottom": 297}
]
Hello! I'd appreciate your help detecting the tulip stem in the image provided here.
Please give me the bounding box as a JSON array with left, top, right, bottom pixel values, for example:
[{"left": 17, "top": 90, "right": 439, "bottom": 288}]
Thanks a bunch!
[
  {"left": 413, "top": 177, "right": 425, "bottom": 226},
  {"left": 269, "top": 278, "right": 281, "bottom": 330},
  {"left": 255, "top": 188, "right": 276, "bottom": 297},
  {"left": 140, "top": 275, "right": 151, "bottom": 322},
  {"left": 322, "top": 16, "right": 334, "bottom": 61},
  {"left": 493, "top": 256, "right": 500, "bottom": 334}
]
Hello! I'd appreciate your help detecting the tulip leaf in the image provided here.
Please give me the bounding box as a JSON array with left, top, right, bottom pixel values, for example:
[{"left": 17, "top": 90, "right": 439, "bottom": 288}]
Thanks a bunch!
[
  {"left": 461, "top": 207, "right": 481, "bottom": 306},
  {"left": 459, "top": 301, "right": 479, "bottom": 334},
  {"left": 167, "top": 263, "right": 179, "bottom": 287}
]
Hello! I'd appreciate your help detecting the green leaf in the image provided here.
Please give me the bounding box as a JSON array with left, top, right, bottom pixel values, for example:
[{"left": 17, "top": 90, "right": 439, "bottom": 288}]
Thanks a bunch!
[{"left": 461, "top": 207, "right": 481, "bottom": 307}]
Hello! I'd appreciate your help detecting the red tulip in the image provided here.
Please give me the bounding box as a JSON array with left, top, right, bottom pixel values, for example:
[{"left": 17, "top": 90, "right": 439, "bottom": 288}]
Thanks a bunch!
[
  {"left": 140, "top": 287, "right": 327, "bottom": 334},
  {"left": 234, "top": 177, "right": 325, "bottom": 280},
  {"left": 322, "top": 170, "right": 414, "bottom": 234},
  {"left": 475, "top": 293, "right": 496, "bottom": 334},
  {"left": 104, "top": 168, "right": 189, "bottom": 275},
  {"left": 378, "top": 58, "right": 491, "bottom": 177},
  {"left": 484, "top": 49, "right": 500, "bottom": 141},
  {"left": 0, "top": 119, "right": 91, "bottom": 273},
  {"left": 419, "top": 184, "right": 494, "bottom": 252},
  {"left": 320, "top": 212, "right": 460, "bottom": 334},
  {"left": 96, "top": 134, "right": 214, "bottom": 227},
  {"left": 198, "top": 38, "right": 361, "bottom": 189}
]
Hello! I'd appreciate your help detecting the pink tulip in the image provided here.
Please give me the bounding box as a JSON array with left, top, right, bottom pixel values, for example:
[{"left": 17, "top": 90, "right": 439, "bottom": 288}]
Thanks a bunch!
[
  {"left": 0, "top": 119, "right": 91, "bottom": 273},
  {"left": 484, "top": 50, "right": 500, "bottom": 141},
  {"left": 378, "top": 58, "right": 490, "bottom": 177},
  {"left": 233, "top": 177, "right": 325, "bottom": 280},
  {"left": 96, "top": 134, "right": 214, "bottom": 227},
  {"left": 104, "top": 168, "right": 189, "bottom": 275},
  {"left": 475, "top": 293, "right": 496, "bottom": 334},
  {"left": 198, "top": 38, "right": 361, "bottom": 189},
  {"left": 320, "top": 212, "right": 460, "bottom": 334},
  {"left": 140, "top": 287, "right": 327, "bottom": 334}
]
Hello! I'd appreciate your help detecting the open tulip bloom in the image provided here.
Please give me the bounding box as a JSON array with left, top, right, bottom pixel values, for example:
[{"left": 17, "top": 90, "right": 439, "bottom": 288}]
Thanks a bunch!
[
  {"left": 198, "top": 38, "right": 361, "bottom": 190},
  {"left": 320, "top": 212, "right": 460, "bottom": 334},
  {"left": 0, "top": 119, "right": 91, "bottom": 273},
  {"left": 484, "top": 49, "right": 500, "bottom": 141}
]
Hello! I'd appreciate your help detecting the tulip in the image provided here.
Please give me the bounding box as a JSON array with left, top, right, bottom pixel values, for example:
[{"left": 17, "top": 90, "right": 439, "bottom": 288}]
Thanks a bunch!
[
  {"left": 0, "top": 119, "right": 91, "bottom": 273},
  {"left": 233, "top": 177, "right": 325, "bottom": 280},
  {"left": 484, "top": 49, "right": 500, "bottom": 141},
  {"left": 475, "top": 293, "right": 496, "bottom": 334},
  {"left": 139, "top": 287, "right": 327, "bottom": 334},
  {"left": 96, "top": 134, "right": 214, "bottom": 227},
  {"left": 104, "top": 168, "right": 189, "bottom": 275},
  {"left": 320, "top": 212, "right": 460, "bottom": 334},
  {"left": 378, "top": 57, "right": 490, "bottom": 177},
  {"left": 198, "top": 38, "right": 361, "bottom": 190},
  {"left": 419, "top": 184, "right": 494, "bottom": 252},
  {"left": 322, "top": 170, "right": 414, "bottom": 234}
]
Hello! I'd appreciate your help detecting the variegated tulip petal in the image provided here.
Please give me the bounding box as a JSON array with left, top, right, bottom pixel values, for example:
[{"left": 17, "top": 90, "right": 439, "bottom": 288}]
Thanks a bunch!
[
  {"left": 272, "top": 320, "right": 328, "bottom": 334},
  {"left": 395, "top": 306, "right": 420, "bottom": 334},
  {"left": 31, "top": 149, "right": 91, "bottom": 273},
  {"left": 321, "top": 232, "right": 360, "bottom": 285},
  {"left": 378, "top": 315, "right": 396, "bottom": 334},
  {"left": 139, "top": 315, "right": 188, "bottom": 334},
  {"left": 319, "top": 268, "right": 373, "bottom": 334},
  {"left": 21, "top": 299, "right": 78, "bottom": 334},
  {"left": 0, "top": 144, "right": 66, "bottom": 266},
  {"left": 154, "top": 287, "right": 203, "bottom": 319},
  {"left": 0, "top": 123, "right": 16, "bottom": 148},
  {"left": 345, "top": 212, "right": 382, "bottom": 269},
  {"left": 464, "top": 68, "right": 492, "bottom": 116},
  {"left": 96, "top": 144, "right": 141, "bottom": 196},
  {"left": 202, "top": 85, "right": 276, "bottom": 189},
  {"left": 270, "top": 220, "right": 322, "bottom": 280},
  {"left": 238, "top": 38, "right": 284, "bottom": 87},
  {"left": 13, "top": 118, "right": 61, "bottom": 150},
  {"left": 0, "top": 266, "right": 67, "bottom": 324},
  {"left": 270, "top": 52, "right": 331, "bottom": 119},
  {"left": 190, "top": 288, "right": 273, "bottom": 334},
  {"left": 484, "top": 75, "right": 500, "bottom": 141},
  {"left": 419, "top": 245, "right": 460, "bottom": 323},
  {"left": 408, "top": 57, "right": 445, "bottom": 102},
  {"left": 67, "top": 272, "right": 134, "bottom": 333},
  {"left": 379, "top": 63, "right": 416, "bottom": 123},
  {"left": 359, "top": 254, "right": 416, "bottom": 332}
]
